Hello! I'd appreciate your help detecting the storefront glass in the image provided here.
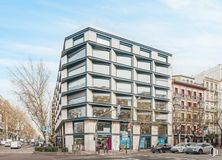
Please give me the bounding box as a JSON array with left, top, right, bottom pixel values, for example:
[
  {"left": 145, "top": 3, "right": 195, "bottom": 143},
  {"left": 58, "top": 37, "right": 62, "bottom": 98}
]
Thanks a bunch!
[{"left": 73, "top": 135, "right": 84, "bottom": 151}]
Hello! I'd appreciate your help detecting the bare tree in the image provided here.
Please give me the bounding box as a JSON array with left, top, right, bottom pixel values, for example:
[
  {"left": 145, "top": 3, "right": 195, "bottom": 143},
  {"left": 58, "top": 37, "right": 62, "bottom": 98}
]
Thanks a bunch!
[{"left": 10, "top": 60, "right": 51, "bottom": 140}]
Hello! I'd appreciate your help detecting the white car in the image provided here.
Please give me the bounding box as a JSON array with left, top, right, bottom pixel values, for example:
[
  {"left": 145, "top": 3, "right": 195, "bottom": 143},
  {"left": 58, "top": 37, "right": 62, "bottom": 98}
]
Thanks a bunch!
[
  {"left": 171, "top": 143, "right": 191, "bottom": 153},
  {"left": 0, "top": 140, "right": 6, "bottom": 145},
  {"left": 185, "top": 143, "right": 214, "bottom": 154},
  {"left": 5, "top": 141, "right": 11, "bottom": 147},
  {"left": 10, "top": 141, "right": 21, "bottom": 149}
]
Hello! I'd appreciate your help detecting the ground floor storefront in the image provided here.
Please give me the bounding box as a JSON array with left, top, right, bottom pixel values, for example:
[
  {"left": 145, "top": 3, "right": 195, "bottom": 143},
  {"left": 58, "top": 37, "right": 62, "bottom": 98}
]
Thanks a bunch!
[{"left": 55, "top": 120, "right": 172, "bottom": 152}]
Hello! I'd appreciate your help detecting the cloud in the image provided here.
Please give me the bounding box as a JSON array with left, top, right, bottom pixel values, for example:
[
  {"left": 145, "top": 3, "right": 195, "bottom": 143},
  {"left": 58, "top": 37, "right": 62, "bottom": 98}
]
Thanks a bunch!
[{"left": 0, "top": 42, "right": 60, "bottom": 56}]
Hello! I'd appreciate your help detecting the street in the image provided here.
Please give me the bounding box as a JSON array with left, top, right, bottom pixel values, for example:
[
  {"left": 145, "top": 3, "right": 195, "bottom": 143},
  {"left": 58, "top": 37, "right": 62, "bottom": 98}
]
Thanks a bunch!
[{"left": 0, "top": 146, "right": 222, "bottom": 160}]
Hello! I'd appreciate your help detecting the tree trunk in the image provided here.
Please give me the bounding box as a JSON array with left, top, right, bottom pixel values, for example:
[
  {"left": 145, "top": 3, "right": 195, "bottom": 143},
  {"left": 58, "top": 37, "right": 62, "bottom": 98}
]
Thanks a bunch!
[{"left": 220, "top": 129, "right": 222, "bottom": 148}]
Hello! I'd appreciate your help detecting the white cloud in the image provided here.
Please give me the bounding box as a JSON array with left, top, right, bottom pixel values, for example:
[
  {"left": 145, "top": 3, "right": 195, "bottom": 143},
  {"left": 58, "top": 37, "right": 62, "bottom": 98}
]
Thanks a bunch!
[{"left": 0, "top": 42, "right": 60, "bottom": 56}]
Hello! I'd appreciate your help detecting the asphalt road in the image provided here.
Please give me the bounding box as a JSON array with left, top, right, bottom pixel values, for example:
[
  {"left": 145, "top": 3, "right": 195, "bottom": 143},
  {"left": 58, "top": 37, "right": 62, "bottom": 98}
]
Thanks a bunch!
[
  {"left": 0, "top": 152, "right": 220, "bottom": 160},
  {"left": 0, "top": 145, "right": 221, "bottom": 160}
]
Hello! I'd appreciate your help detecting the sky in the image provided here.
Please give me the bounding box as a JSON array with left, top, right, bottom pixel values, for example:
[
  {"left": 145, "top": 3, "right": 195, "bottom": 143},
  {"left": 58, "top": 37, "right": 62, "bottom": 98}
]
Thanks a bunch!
[{"left": 1, "top": 0, "right": 222, "bottom": 105}]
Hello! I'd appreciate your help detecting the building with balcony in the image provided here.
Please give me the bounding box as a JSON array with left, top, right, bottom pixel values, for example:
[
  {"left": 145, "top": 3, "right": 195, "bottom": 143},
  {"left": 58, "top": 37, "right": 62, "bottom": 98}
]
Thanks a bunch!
[
  {"left": 195, "top": 66, "right": 222, "bottom": 146},
  {"left": 52, "top": 27, "right": 172, "bottom": 152},
  {"left": 172, "top": 75, "right": 206, "bottom": 144}
]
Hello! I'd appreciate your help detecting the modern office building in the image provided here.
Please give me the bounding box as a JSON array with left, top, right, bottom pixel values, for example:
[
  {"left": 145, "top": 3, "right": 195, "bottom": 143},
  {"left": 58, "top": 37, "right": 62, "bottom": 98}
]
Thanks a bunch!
[
  {"left": 52, "top": 27, "right": 172, "bottom": 152},
  {"left": 172, "top": 75, "right": 206, "bottom": 144}
]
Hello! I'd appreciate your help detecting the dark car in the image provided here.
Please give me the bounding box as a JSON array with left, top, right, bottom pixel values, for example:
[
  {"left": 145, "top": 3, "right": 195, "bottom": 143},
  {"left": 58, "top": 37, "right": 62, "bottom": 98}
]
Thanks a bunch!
[{"left": 151, "top": 144, "right": 172, "bottom": 153}]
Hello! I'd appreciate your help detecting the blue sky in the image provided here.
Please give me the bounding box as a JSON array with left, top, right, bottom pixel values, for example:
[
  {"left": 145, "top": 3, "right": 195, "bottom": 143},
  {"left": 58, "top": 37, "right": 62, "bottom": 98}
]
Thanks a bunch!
[{"left": 1, "top": 0, "right": 222, "bottom": 104}]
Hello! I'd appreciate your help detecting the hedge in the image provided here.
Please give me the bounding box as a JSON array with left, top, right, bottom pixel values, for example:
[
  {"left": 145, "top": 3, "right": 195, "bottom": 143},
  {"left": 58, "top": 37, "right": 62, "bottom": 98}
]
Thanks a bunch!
[
  {"left": 62, "top": 147, "right": 68, "bottom": 152},
  {"left": 35, "top": 147, "right": 58, "bottom": 152}
]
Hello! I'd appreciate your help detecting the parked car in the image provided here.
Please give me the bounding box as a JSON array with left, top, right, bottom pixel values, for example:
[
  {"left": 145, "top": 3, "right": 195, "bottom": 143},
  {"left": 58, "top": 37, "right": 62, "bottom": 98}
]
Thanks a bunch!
[
  {"left": 5, "top": 139, "right": 12, "bottom": 147},
  {"left": 11, "top": 141, "right": 21, "bottom": 149},
  {"left": 0, "top": 140, "right": 6, "bottom": 145},
  {"left": 171, "top": 143, "right": 191, "bottom": 153},
  {"left": 5, "top": 141, "right": 11, "bottom": 147},
  {"left": 151, "top": 144, "right": 172, "bottom": 153},
  {"left": 184, "top": 143, "right": 214, "bottom": 154}
]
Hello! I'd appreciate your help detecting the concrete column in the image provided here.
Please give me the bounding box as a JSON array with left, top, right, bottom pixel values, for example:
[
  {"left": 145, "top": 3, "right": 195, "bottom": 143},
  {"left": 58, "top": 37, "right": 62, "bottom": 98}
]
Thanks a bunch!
[
  {"left": 65, "top": 135, "right": 73, "bottom": 152},
  {"left": 112, "top": 122, "right": 120, "bottom": 151},
  {"left": 152, "top": 126, "right": 158, "bottom": 145},
  {"left": 84, "top": 30, "right": 96, "bottom": 42},
  {"left": 133, "top": 124, "right": 140, "bottom": 150},
  {"left": 84, "top": 120, "right": 96, "bottom": 151},
  {"left": 111, "top": 38, "right": 119, "bottom": 49}
]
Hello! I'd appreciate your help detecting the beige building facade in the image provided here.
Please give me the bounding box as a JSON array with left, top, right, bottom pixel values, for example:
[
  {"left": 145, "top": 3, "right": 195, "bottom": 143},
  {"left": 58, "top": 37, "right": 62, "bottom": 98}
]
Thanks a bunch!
[{"left": 172, "top": 75, "right": 206, "bottom": 144}]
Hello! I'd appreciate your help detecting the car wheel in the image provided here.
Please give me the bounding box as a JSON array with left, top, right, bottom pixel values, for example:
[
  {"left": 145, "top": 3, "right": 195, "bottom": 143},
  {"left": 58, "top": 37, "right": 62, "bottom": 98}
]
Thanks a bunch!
[
  {"left": 199, "top": 149, "right": 203, "bottom": 154},
  {"left": 211, "top": 149, "right": 213, "bottom": 154},
  {"left": 185, "top": 152, "right": 189, "bottom": 154}
]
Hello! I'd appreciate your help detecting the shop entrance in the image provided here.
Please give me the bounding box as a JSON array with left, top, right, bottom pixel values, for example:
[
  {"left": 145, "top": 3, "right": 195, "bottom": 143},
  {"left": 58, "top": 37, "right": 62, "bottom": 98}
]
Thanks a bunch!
[
  {"left": 97, "top": 135, "right": 111, "bottom": 151},
  {"left": 139, "top": 136, "right": 151, "bottom": 149}
]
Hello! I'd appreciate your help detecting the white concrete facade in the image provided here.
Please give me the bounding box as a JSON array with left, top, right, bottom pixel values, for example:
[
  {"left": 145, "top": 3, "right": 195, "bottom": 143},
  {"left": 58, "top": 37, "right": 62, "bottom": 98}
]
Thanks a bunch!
[{"left": 52, "top": 27, "right": 173, "bottom": 152}]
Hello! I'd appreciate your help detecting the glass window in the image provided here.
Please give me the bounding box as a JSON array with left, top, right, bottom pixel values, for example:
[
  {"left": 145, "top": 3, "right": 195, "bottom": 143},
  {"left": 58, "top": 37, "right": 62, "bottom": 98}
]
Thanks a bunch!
[
  {"left": 97, "top": 35, "right": 110, "bottom": 46},
  {"left": 116, "top": 68, "right": 132, "bottom": 79},
  {"left": 137, "top": 99, "right": 152, "bottom": 110},
  {"left": 137, "top": 111, "right": 152, "bottom": 122},
  {"left": 137, "top": 60, "right": 150, "bottom": 70},
  {"left": 97, "top": 122, "right": 111, "bottom": 133},
  {"left": 67, "top": 91, "right": 86, "bottom": 105},
  {"left": 141, "top": 124, "right": 151, "bottom": 134},
  {"left": 119, "top": 109, "right": 131, "bottom": 121},
  {"left": 93, "top": 92, "right": 110, "bottom": 104},
  {"left": 68, "top": 48, "right": 85, "bottom": 62},
  {"left": 155, "top": 101, "right": 168, "bottom": 110},
  {"left": 157, "top": 54, "right": 167, "bottom": 63},
  {"left": 73, "top": 135, "right": 84, "bottom": 151},
  {"left": 116, "top": 82, "right": 132, "bottom": 92},
  {"left": 68, "top": 62, "right": 86, "bottom": 76},
  {"left": 93, "top": 63, "right": 110, "bottom": 75},
  {"left": 140, "top": 48, "right": 151, "bottom": 57},
  {"left": 116, "top": 54, "right": 132, "bottom": 66},
  {"left": 156, "top": 113, "right": 168, "bottom": 122},
  {"left": 74, "top": 122, "right": 84, "bottom": 133},
  {"left": 156, "top": 77, "right": 168, "bottom": 87},
  {"left": 93, "top": 107, "right": 111, "bottom": 118},
  {"left": 73, "top": 36, "right": 84, "bottom": 46},
  {"left": 155, "top": 65, "right": 168, "bottom": 75},
  {"left": 158, "top": 125, "right": 167, "bottom": 135},
  {"left": 68, "top": 77, "right": 86, "bottom": 90},
  {"left": 120, "top": 42, "right": 132, "bottom": 52},
  {"left": 93, "top": 48, "right": 110, "bottom": 60},
  {"left": 93, "top": 77, "right": 110, "bottom": 89},
  {"left": 156, "top": 89, "right": 168, "bottom": 98},
  {"left": 68, "top": 107, "right": 86, "bottom": 118},
  {"left": 120, "top": 123, "right": 128, "bottom": 132},
  {"left": 116, "top": 96, "right": 132, "bottom": 106},
  {"left": 137, "top": 86, "right": 151, "bottom": 96},
  {"left": 137, "top": 73, "right": 151, "bottom": 83},
  {"left": 65, "top": 38, "right": 73, "bottom": 49}
]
